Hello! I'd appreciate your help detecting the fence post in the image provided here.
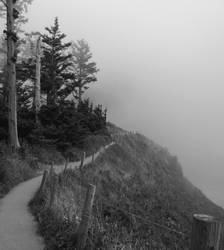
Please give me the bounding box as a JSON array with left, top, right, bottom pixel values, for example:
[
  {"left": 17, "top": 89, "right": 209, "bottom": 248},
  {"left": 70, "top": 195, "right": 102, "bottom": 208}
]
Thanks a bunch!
[
  {"left": 64, "top": 159, "right": 68, "bottom": 171},
  {"left": 39, "top": 170, "right": 48, "bottom": 193},
  {"left": 76, "top": 184, "right": 96, "bottom": 249},
  {"left": 91, "top": 153, "right": 94, "bottom": 163},
  {"left": 49, "top": 174, "right": 57, "bottom": 209},
  {"left": 79, "top": 151, "right": 86, "bottom": 169},
  {"left": 49, "top": 162, "right": 54, "bottom": 177},
  {"left": 190, "top": 214, "right": 222, "bottom": 250}
]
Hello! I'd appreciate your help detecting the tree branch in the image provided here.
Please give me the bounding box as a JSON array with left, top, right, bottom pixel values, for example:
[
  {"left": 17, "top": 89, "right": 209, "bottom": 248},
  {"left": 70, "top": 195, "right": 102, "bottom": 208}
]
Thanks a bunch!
[{"left": 0, "top": 0, "right": 7, "bottom": 8}]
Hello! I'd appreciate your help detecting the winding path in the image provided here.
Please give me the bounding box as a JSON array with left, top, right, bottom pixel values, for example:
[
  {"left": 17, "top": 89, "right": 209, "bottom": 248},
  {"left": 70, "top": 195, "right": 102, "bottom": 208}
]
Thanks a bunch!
[{"left": 0, "top": 142, "right": 114, "bottom": 250}]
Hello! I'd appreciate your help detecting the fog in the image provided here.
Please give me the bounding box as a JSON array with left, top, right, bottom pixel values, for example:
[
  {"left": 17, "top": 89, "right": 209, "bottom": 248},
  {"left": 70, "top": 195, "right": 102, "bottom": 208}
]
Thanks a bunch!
[{"left": 21, "top": 0, "right": 224, "bottom": 207}]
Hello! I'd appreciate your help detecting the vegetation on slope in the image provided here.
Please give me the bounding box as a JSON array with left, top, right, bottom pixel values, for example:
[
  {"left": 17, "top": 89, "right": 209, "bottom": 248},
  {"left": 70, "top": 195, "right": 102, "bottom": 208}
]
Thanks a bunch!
[
  {"left": 29, "top": 136, "right": 111, "bottom": 250},
  {"left": 0, "top": 143, "right": 41, "bottom": 197},
  {"left": 30, "top": 124, "right": 224, "bottom": 250}
]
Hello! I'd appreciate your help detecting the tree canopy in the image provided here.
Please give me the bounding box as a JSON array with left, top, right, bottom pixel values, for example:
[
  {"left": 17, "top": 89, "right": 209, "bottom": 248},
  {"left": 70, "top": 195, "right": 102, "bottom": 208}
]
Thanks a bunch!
[
  {"left": 70, "top": 39, "right": 99, "bottom": 104},
  {"left": 0, "top": 15, "right": 109, "bottom": 156}
]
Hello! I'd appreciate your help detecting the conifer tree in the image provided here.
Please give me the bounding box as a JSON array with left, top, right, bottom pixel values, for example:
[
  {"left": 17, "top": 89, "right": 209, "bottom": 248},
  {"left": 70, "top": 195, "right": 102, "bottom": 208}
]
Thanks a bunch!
[
  {"left": 70, "top": 39, "right": 99, "bottom": 104},
  {"left": 41, "top": 17, "right": 72, "bottom": 106}
]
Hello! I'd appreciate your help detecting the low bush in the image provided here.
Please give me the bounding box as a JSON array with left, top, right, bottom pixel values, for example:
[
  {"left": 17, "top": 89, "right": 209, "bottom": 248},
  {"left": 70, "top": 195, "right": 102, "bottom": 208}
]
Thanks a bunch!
[
  {"left": 0, "top": 145, "right": 37, "bottom": 197},
  {"left": 30, "top": 145, "right": 65, "bottom": 165},
  {"left": 0, "top": 141, "right": 67, "bottom": 198}
]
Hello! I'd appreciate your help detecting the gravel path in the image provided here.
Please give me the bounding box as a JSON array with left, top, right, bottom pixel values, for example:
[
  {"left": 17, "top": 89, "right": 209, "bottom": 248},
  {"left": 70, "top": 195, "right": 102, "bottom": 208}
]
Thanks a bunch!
[{"left": 0, "top": 142, "right": 114, "bottom": 250}]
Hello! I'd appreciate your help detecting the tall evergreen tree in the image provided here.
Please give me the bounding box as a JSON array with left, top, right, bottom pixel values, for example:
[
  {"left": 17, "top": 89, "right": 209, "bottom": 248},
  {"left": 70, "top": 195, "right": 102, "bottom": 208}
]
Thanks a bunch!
[
  {"left": 70, "top": 39, "right": 99, "bottom": 104},
  {"left": 41, "top": 17, "right": 72, "bottom": 106}
]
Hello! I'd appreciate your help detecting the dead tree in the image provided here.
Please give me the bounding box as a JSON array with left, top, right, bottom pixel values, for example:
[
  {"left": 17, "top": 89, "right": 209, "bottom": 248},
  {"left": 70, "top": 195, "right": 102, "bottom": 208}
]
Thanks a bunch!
[
  {"left": 34, "top": 35, "right": 41, "bottom": 123},
  {"left": 6, "top": 0, "right": 20, "bottom": 151}
]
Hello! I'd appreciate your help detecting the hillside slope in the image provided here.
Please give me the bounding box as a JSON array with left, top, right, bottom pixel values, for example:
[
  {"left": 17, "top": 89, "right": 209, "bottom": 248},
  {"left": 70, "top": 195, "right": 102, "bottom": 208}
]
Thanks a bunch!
[{"left": 81, "top": 124, "right": 224, "bottom": 249}]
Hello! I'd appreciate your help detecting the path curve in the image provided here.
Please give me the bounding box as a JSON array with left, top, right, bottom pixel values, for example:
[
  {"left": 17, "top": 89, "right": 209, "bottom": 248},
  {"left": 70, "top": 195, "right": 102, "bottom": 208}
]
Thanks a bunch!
[{"left": 0, "top": 142, "right": 114, "bottom": 250}]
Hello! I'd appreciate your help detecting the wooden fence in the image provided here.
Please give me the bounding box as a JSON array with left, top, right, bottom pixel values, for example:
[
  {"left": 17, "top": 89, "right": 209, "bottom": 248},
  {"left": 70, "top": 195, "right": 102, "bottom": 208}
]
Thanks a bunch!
[
  {"left": 39, "top": 167, "right": 96, "bottom": 250},
  {"left": 38, "top": 169, "right": 224, "bottom": 250}
]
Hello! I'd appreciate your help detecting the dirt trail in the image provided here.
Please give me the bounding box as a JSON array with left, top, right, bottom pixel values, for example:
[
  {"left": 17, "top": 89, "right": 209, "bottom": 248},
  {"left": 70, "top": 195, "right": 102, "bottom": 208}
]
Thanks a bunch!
[
  {"left": 0, "top": 176, "right": 44, "bottom": 250},
  {"left": 0, "top": 142, "right": 114, "bottom": 250}
]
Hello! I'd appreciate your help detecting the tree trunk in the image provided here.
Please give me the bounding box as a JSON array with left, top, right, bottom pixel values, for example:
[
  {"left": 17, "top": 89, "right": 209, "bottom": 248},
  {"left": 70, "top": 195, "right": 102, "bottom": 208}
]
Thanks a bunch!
[
  {"left": 34, "top": 35, "right": 41, "bottom": 122},
  {"left": 7, "top": 0, "right": 20, "bottom": 151},
  {"left": 78, "top": 85, "right": 82, "bottom": 105}
]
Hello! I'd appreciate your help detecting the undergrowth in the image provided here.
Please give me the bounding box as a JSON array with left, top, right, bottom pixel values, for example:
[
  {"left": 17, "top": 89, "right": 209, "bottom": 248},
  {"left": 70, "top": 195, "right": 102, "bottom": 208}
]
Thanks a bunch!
[
  {"left": 30, "top": 169, "right": 87, "bottom": 250},
  {"left": 0, "top": 142, "right": 38, "bottom": 197},
  {"left": 0, "top": 140, "right": 66, "bottom": 198}
]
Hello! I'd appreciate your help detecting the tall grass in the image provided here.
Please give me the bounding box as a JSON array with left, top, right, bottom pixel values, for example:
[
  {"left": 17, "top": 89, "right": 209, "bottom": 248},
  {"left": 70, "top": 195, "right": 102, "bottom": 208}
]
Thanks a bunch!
[{"left": 30, "top": 169, "right": 89, "bottom": 250}]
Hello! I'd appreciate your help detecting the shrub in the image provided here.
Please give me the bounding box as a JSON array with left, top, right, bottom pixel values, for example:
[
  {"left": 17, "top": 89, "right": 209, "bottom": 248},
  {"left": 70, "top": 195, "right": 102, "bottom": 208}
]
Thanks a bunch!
[{"left": 0, "top": 155, "right": 35, "bottom": 196}]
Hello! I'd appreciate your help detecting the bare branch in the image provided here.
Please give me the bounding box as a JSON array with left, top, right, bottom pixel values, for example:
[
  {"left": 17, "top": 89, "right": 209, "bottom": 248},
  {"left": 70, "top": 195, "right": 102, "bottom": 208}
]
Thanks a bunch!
[{"left": 0, "top": 0, "right": 7, "bottom": 8}]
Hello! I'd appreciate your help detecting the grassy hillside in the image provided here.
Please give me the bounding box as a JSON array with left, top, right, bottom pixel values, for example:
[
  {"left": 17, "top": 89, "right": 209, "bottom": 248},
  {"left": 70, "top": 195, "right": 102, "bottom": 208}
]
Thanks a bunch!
[
  {"left": 81, "top": 127, "right": 224, "bottom": 249},
  {"left": 30, "top": 124, "right": 224, "bottom": 249}
]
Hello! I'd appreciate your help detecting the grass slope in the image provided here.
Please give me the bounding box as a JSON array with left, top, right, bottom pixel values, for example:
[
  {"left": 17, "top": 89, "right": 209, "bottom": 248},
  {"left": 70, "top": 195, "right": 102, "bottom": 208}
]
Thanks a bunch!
[
  {"left": 83, "top": 127, "right": 224, "bottom": 249},
  {"left": 30, "top": 125, "right": 224, "bottom": 249}
]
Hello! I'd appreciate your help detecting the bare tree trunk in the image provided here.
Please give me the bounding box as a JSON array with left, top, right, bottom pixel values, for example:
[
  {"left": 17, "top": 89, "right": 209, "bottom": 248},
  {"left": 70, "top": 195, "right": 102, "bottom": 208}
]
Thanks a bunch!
[
  {"left": 34, "top": 35, "right": 41, "bottom": 123},
  {"left": 7, "top": 0, "right": 20, "bottom": 151}
]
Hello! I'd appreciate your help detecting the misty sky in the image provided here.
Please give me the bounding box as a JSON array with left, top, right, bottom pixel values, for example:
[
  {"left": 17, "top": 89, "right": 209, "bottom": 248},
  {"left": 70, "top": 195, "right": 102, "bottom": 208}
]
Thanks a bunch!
[{"left": 3, "top": 0, "right": 224, "bottom": 206}]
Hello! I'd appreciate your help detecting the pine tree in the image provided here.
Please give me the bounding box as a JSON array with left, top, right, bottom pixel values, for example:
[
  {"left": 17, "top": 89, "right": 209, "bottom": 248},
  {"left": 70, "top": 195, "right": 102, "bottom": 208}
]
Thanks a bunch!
[
  {"left": 70, "top": 39, "right": 99, "bottom": 104},
  {"left": 17, "top": 33, "right": 43, "bottom": 116},
  {"left": 41, "top": 17, "right": 72, "bottom": 106}
]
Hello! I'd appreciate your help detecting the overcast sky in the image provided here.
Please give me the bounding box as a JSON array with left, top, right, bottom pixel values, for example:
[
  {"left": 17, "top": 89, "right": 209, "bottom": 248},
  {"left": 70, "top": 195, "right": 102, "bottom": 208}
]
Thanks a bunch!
[{"left": 7, "top": 0, "right": 224, "bottom": 206}]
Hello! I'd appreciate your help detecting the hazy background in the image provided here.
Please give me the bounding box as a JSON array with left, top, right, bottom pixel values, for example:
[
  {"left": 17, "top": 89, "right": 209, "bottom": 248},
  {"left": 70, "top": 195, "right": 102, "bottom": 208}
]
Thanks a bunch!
[{"left": 6, "top": 0, "right": 224, "bottom": 206}]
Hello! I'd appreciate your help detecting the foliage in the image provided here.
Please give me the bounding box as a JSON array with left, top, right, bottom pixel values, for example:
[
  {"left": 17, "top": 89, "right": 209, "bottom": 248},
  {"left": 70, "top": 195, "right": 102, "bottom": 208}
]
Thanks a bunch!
[
  {"left": 41, "top": 17, "right": 72, "bottom": 105},
  {"left": 0, "top": 142, "right": 37, "bottom": 197},
  {"left": 70, "top": 39, "right": 99, "bottom": 103},
  {"left": 38, "top": 98, "right": 108, "bottom": 153},
  {"left": 0, "top": 16, "right": 108, "bottom": 157}
]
